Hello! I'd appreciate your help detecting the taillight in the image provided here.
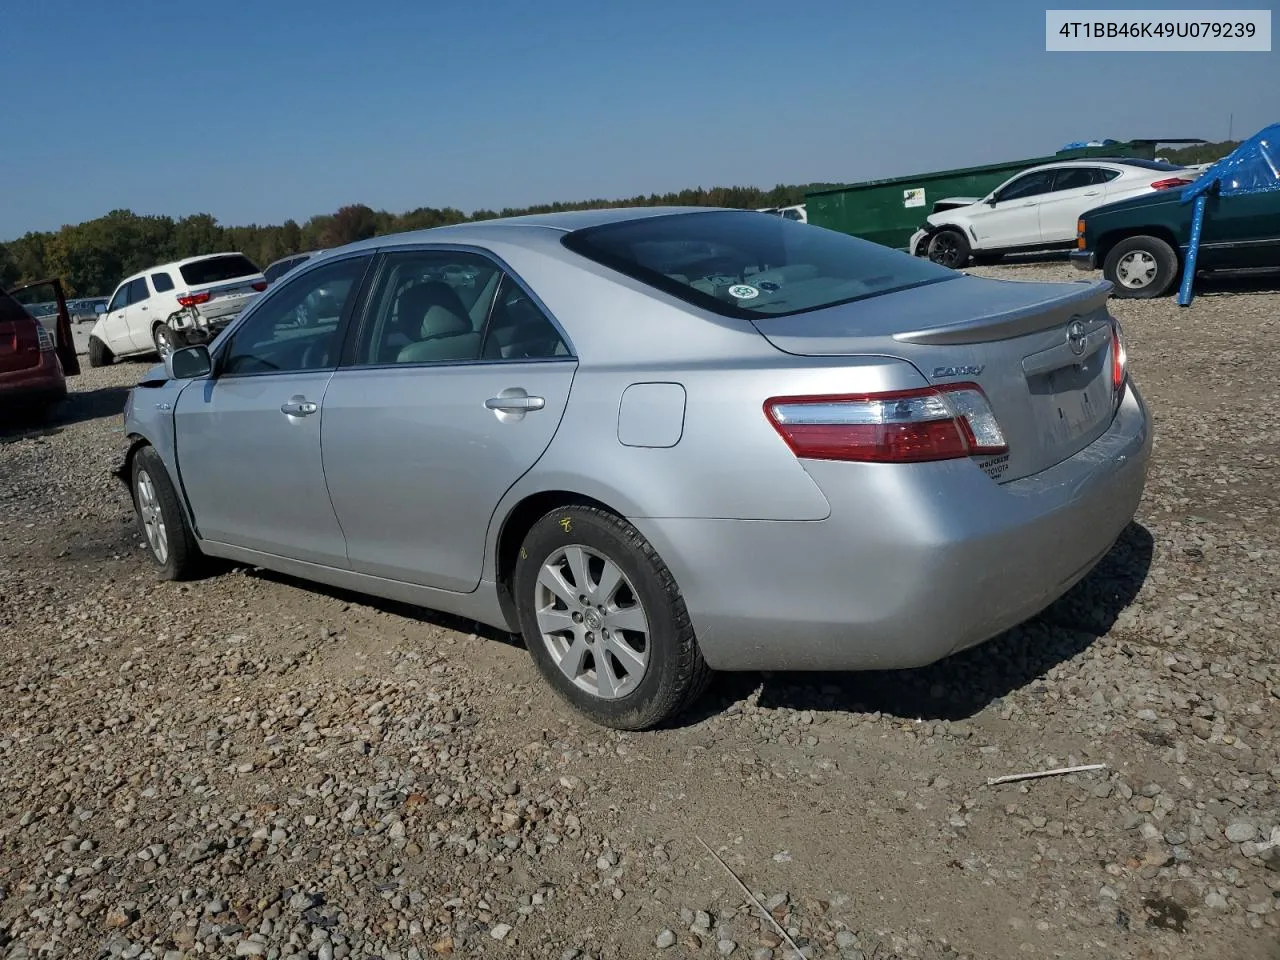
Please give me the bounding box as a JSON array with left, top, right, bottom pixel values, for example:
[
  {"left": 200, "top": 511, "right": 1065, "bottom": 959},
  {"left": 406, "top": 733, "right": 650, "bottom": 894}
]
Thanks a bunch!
[
  {"left": 34, "top": 322, "right": 56, "bottom": 353},
  {"left": 764, "top": 383, "right": 1008, "bottom": 464},
  {"left": 176, "top": 292, "right": 212, "bottom": 308},
  {"left": 251, "top": 281, "right": 267, "bottom": 292},
  {"left": 1111, "top": 320, "right": 1128, "bottom": 398},
  {"left": 1150, "top": 177, "right": 1192, "bottom": 190}
]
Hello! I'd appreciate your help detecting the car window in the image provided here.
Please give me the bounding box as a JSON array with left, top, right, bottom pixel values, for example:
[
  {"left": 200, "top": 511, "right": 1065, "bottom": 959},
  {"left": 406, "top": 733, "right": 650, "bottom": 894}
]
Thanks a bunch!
[
  {"left": 220, "top": 256, "right": 369, "bottom": 377},
  {"left": 562, "top": 210, "right": 956, "bottom": 319},
  {"left": 107, "top": 284, "right": 128, "bottom": 313},
  {"left": 1051, "top": 168, "right": 1101, "bottom": 192},
  {"left": 264, "top": 255, "right": 309, "bottom": 285},
  {"left": 127, "top": 277, "right": 151, "bottom": 305},
  {"left": 180, "top": 254, "right": 261, "bottom": 287},
  {"left": 481, "top": 276, "right": 570, "bottom": 360},
  {"left": 151, "top": 272, "right": 175, "bottom": 293},
  {"left": 996, "top": 171, "right": 1056, "bottom": 202},
  {"left": 353, "top": 251, "right": 503, "bottom": 365},
  {"left": 1096, "top": 168, "right": 1121, "bottom": 182}
]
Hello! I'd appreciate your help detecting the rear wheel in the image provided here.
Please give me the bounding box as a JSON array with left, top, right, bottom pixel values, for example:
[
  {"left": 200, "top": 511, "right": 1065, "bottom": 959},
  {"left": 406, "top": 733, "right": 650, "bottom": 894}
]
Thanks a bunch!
[
  {"left": 1103, "top": 235, "right": 1179, "bottom": 299},
  {"left": 512, "top": 505, "right": 711, "bottom": 730},
  {"left": 152, "top": 324, "right": 177, "bottom": 359},
  {"left": 131, "top": 446, "right": 202, "bottom": 580},
  {"left": 88, "top": 336, "right": 113, "bottom": 367},
  {"left": 928, "top": 229, "right": 971, "bottom": 269}
]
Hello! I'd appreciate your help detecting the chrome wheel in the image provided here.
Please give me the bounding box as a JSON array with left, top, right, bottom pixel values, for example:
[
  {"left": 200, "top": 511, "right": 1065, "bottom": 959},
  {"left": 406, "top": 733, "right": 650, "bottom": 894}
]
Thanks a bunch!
[
  {"left": 153, "top": 325, "right": 175, "bottom": 359},
  {"left": 1115, "top": 250, "right": 1158, "bottom": 289},
  {"left": 135, "top": 468, "right": 169, "bottom": 564},
  {"left": 535, "top": 544, "right": 649, "bottom": 699}
]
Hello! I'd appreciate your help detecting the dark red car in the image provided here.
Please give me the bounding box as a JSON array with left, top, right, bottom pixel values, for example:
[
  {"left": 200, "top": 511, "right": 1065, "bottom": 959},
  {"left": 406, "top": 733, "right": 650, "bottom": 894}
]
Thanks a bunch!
[{"left": 1, "top": 279, "right": 81, "bottom": 422}]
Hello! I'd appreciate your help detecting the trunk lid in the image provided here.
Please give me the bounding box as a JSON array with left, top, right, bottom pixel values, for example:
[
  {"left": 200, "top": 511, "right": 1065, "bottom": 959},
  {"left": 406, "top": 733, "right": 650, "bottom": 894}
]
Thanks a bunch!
[{"left": 751, "top": 275, "right": 1119, "bottom": 482}]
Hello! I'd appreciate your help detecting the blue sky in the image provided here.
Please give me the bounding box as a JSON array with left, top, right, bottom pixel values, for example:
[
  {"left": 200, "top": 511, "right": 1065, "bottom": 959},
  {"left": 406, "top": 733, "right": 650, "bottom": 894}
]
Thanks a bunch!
[{"left": 1, "top": 0, "right": 1274, "bottom": 236}]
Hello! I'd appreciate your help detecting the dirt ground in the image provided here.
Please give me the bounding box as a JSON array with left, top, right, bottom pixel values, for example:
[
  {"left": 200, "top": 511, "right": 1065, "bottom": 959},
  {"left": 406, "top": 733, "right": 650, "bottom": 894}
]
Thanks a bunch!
[{"left": 1, "top": 261, "right": 1277, "bottom": 960}]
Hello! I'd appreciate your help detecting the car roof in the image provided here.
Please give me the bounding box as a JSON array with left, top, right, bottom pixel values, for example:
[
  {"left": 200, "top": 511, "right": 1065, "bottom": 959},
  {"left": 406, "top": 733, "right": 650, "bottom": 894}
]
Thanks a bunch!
[{"left": 320, "top": 206, "right": 734, "bottom": 257}]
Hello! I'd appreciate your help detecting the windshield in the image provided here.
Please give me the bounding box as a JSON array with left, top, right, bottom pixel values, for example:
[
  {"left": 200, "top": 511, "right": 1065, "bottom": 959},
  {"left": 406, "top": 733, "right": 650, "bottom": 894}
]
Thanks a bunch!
[{"left": 561, "top": 211, "right": 956, "bottom": 319}]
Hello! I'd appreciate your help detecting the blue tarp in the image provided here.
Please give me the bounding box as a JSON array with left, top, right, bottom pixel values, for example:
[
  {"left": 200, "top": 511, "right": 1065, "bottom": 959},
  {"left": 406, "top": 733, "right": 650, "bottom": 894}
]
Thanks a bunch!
[
  {"left": 1060, "top": 138, "right": 1119, "bottom": 151},
  {"left": 1176, "top": 124, "right": 1280, "bottom": 305},
  {"left": 1181, "top": 123, "right": 1280, "bottom": 201}
]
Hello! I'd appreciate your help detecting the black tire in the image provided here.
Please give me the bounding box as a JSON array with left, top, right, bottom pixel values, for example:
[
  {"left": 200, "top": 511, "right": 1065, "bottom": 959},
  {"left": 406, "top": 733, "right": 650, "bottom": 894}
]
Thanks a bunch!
[
  {"left": 512, "top": 505, "right": 712, "bottom": 730},
  {"left": 1103, "top": 235, "right": 1179, "bottom": 299},
  {"left": 87, "top": 336, "right": 113, "bottom": 368},
  {"left": 152, "top": 324, "right": 176, "bottom": 359},
  {"left": 928, "top": 228, "right": 971, "bottom": 269},
  {"left": 131, "top": 446, "right": 202, "bottom": 580}
]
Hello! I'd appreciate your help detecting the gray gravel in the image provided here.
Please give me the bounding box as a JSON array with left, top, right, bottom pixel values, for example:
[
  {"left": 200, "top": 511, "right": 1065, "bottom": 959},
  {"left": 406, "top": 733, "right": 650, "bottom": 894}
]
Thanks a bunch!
[{"left": 2, "top": 263, "right": 1278, "bottom": 959}]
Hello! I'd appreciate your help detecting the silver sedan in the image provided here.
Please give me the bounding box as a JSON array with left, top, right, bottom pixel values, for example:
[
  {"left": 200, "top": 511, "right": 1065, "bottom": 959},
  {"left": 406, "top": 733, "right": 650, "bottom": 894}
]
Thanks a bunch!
[{"left": 116, "top": 207, "right": 1152, "bottom": 729}]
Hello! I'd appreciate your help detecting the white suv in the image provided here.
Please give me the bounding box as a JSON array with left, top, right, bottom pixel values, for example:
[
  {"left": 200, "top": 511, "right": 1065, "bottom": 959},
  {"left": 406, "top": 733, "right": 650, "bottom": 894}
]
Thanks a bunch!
[
  {"left": 87, "top": 253, "right": 266, "bottom": 366},
  {"left": 908, "top": 159, "right": 1196, "bottom": 268}
]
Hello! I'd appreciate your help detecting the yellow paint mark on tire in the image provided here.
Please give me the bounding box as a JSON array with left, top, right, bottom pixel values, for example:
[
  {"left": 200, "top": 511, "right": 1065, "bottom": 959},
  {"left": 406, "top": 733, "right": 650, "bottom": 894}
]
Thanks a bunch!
[{"left": 559, "top": 517, "right": 573, "bottom": 533}]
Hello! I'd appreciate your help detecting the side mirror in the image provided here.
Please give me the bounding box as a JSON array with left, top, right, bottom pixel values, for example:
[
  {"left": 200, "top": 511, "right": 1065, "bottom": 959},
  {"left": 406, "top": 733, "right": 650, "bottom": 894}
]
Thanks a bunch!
[
  {"left": 986, "top": 196, "right": 999, "bottom": 207},
  {"left": 95, "top": 303, "right": 107, "bottom": 314},
  {"left": 165, "top": 344, "right": 212, "bottom": 380}
]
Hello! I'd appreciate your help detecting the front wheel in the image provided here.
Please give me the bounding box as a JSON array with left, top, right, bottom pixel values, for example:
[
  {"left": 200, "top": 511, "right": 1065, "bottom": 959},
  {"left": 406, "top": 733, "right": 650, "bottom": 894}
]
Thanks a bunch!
[
  {"left": 1103, "top": 235, "right": 1179, "bottom": 299},
  {"left": 512, "top": 505, "right": 711, "bottom": 730},
  {"left": 88, "top": 336, "right": 113, "bottom": 368},
  {"left": 131, "top": 446, "right": 203, "bottom": 580},
  {"left": 928, "top": 229, "right": 971, "bottom": 269}
]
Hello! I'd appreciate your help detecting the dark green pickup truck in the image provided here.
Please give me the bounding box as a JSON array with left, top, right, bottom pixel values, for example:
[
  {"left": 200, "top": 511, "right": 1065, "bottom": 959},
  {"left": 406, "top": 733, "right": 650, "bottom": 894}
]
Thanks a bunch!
[{"left": 1071, "top": 184, "right": 1280, "bottom": 298}]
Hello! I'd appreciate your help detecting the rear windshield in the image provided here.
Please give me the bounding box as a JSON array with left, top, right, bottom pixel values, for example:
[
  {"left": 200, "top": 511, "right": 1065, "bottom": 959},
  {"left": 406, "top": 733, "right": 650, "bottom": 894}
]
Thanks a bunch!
[
  {"left": 264, "top": 255, "right": 310, "bottom": 284},
  {"left": 0, "top": 290, "right": 33, "bottom": 325},
  {"left": 179, "top": 254, "right": 261, "bottom": 287},
  {"left": 561, "top": 211, "right": 956, "bottom": 319}
]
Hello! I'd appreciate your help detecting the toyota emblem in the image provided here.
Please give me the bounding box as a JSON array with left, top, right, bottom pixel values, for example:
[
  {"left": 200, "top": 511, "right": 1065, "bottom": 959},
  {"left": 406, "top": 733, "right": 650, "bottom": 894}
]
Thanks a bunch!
[{"left": 1067, "top": 320, "right": 1088, "bottom": 356}]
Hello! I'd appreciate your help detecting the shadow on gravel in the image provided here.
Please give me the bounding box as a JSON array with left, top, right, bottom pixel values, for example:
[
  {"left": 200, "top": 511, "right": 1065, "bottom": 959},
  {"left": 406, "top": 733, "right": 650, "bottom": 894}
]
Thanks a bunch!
[
  {"left": 684, "top": 521, "right": 1155, "bottom": 727},
  {"left": 0, "top": 386, "right": 129, "bottom": 442},
  {"left": 238, "top": 567, "right": 524, "bottom": 650},
  {"left": 1184, "top": 267, "right": 1280, "bottom": 297}
]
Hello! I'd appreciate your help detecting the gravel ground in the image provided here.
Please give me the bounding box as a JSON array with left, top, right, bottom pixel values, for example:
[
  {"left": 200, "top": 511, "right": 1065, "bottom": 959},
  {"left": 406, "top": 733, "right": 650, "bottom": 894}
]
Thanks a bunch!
[{"left": 2, "top": 262, "right": 1278, "bottom": 960}]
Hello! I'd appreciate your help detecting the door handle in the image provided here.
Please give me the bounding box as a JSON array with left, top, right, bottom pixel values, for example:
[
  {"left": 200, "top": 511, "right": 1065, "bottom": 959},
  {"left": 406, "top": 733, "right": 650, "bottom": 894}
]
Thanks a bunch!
[
  {"left": 280, "top": 397, "right": 318, "bottom": 417},
  {"left": 485, "top": 395, "right": 545, "bottom": 412},
  {"left": 1021, "top": 201, "right": 1037, "bottom": 207},
  {"left": 1083, "top": 190, "right": 1100, "bottom": 196}
]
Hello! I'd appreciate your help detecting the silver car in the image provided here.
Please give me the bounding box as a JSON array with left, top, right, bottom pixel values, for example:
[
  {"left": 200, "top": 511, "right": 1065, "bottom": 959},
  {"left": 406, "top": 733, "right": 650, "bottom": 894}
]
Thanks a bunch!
[{"left": 115, "top": 207, "right": 1152, "bottom": 729}]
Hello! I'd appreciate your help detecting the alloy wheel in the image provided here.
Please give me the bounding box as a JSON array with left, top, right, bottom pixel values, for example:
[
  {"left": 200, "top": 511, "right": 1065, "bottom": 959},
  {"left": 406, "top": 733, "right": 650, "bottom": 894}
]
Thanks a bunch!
[
  {"left": 135, "top": 468, "right": 169, "bottom": 563},
  {"left": 534, "top": 545, "right": 650, "bottom": 699}
]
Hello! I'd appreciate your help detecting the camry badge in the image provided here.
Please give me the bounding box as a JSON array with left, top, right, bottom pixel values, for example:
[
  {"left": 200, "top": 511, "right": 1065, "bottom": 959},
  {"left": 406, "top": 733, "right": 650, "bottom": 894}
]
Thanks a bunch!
[{"left": 1067, "top": 320, "right": 1088, "bottom": 356}]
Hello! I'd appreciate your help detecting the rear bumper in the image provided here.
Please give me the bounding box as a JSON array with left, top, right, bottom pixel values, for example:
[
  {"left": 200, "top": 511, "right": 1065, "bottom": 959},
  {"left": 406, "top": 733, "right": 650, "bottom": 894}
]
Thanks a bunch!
[
  {"left": 0, "top": 353, "right": 67, "bottom": 407},
  {"left": 633, "top": 381, "right": 1152, "bottom": 672},
  {"left": 1070, "top": 250, "right": 1097, "bottom": 271}
]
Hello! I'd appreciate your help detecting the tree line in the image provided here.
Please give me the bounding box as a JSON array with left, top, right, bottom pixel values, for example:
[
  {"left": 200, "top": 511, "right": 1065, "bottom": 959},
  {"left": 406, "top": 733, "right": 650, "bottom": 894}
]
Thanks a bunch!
[
  {"left": 0, "top": 139, "right": 1237, "bottom": 298},
  {"left": 0, "top": 183, "right": 836, "bottom": 297}
]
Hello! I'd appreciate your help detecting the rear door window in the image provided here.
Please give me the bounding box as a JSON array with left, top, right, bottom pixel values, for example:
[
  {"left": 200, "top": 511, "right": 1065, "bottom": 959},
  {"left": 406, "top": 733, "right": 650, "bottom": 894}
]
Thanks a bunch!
[{"left": 127, "top": 277, "right": 150, "bottom": 305}]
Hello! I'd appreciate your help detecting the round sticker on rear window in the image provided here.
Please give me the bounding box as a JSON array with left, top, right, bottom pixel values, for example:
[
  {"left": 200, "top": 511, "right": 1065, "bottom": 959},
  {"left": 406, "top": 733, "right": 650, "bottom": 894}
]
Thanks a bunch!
[{"left": 728, "top": 284, "right": 759, "bottom": 300}]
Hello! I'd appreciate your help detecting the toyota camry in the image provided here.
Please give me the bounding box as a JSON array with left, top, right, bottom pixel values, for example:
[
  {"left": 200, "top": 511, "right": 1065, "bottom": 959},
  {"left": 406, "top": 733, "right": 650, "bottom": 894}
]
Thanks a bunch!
[{"left": 116, "top": 207, "right": 1151, "bottom": 729}]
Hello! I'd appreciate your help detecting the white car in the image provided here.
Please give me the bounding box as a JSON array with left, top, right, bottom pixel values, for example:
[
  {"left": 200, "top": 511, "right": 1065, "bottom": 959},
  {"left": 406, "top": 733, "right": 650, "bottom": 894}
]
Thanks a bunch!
[
  {"left": 908, "top": 159, "right": 1197, "bottom": 268},
  {"left": 87, "top": 253, "right": 266, "bottom": 367}
]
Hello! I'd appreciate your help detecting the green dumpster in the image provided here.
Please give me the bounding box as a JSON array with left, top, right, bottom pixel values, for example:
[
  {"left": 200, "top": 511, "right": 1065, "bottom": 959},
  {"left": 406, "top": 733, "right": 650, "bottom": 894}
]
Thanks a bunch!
[{"left": 806, "top": 139, "right": 1202, "bottom": 251}]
